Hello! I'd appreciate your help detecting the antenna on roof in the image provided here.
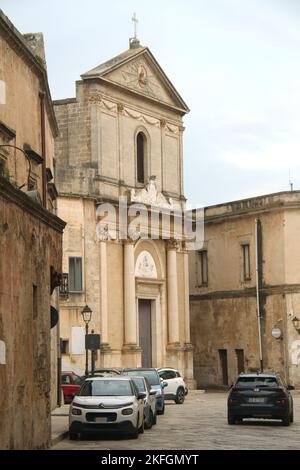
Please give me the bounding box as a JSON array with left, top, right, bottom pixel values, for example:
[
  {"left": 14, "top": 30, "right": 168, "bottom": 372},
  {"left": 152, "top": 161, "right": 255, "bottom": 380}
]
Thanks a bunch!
[{"left": 289, "top": 169, "right": 294, "bottom": 191}]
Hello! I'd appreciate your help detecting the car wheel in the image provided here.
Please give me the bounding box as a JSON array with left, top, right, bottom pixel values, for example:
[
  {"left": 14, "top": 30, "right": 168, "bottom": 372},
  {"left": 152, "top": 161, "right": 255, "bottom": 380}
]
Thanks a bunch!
[
  {"left": 157, "top": 404, "right": 165, "bottom": 415},
  {"left": 144, "top": 410, "right": 153, "bottom": 430},
  {"left": 153, "top": 411, "right": 157, "bottom": 425},
  {"left": 290, "top": 410, "right": 294, "bottom": 423},
  {"left": 175, "top": 387, "right": 185, "bottom": 405},
  {"left": 227, "top": 413, "right": 236, "bottom": 425},
  {"left": 69, "top": 432, "right": 78, "bottom": 440},
  {"left": 130, "top": 429, "right": 139, "bottom": 439},
  {"left": 282, "top": 415, "right": 291, "bottom": 426}
]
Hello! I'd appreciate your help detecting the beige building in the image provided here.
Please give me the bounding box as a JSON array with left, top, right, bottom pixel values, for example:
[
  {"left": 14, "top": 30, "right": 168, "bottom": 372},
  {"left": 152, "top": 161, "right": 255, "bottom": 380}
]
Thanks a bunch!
[
  {"left": 0, "top": 10, "right": 65, "bottom": 449},
  {"left": 54, "top": 37, "right": 195, "bottom": 387},
  {"left": 189, "top": 191, "right": 300, "bottom": 389}
]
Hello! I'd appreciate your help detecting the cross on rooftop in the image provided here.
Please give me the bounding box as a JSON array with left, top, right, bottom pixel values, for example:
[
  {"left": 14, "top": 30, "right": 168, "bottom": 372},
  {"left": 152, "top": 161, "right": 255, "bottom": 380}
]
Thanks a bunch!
[{"left": 132, "top": 12, "right": 138, "bottom": 39}]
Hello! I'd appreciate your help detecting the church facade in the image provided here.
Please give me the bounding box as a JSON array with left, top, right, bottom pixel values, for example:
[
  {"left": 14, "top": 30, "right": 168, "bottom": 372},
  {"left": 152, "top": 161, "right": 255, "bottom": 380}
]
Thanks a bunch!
[{"left": 54, "top": 38, "right": 195, "bottom": 386}]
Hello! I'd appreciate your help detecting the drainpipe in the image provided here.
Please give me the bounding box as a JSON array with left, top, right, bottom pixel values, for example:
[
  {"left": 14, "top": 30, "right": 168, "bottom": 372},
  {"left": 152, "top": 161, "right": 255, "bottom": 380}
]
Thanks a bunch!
[
  {"left": 255, "top": 218, "right": 263, "bottom": 372},
  {"left": 39, "top": 91, "right": 47, "bottom": 208}
]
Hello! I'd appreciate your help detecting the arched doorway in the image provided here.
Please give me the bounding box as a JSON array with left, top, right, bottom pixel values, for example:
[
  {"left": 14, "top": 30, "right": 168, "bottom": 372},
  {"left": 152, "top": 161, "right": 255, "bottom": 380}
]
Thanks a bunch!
[{"left": 135, "top": 250, "right": 158, "bottom": 367}]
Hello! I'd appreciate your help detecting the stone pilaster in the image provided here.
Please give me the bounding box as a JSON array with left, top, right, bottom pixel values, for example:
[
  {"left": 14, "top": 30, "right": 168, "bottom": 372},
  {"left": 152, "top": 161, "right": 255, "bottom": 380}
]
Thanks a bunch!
[
  {"left": 123, "top": 240, "right": 137, "bottom": 345},
  {"left": 99, "top": 241, "right": 109, "bottom": 347},
  {"left": 166, "top": 239, "right": 180, "bottom": 345}
]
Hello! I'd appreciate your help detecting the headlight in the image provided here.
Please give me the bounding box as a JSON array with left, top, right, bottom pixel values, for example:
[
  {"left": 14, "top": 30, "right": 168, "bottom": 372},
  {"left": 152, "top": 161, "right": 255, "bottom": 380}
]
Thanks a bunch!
[
  {"left": 71, "top": 408, "right": 82, "bottom": 416},
  {"left": 122, "top": 408, "right": 133, "bottom": 416}
]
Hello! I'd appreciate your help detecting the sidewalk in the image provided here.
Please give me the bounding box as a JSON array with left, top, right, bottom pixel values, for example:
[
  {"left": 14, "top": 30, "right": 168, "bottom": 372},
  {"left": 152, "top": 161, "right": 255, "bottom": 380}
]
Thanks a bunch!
[{"left": 51, "top": 405, "right": 69, "bottom": 446}]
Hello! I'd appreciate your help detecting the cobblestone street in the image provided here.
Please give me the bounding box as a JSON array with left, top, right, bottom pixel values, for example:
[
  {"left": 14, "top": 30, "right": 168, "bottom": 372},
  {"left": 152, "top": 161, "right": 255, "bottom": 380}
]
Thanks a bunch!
[{"left": 52, "top": 391, "right": 300, "bottom": 450}]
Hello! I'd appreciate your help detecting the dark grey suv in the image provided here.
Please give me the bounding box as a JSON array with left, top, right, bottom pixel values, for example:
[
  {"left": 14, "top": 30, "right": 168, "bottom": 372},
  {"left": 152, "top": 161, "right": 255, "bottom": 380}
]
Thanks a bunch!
[{"left": 227, "top": 373, "right": 294, "bottom": 426}]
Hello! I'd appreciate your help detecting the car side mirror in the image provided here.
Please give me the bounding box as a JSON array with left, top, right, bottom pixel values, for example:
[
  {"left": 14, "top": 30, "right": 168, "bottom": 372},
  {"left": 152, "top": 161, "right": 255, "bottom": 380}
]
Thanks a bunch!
[
  {"left": 287, "top": 385, "right": 295, "bottom": 391},
  {"left": 162, "top": 381, "right": 168, "bottom": 388},
  {"left": 150, "top": 389, "right": 157, "bottom": 396},
  {"left": 138, "top": 392, "right": 147, "bottom": 400}
]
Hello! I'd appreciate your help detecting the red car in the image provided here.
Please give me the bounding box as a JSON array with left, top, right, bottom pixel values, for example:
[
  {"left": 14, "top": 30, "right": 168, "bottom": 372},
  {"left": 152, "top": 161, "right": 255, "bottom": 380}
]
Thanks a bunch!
[{"left": 61, "top": 371, "right": 82, "bottom": 404}]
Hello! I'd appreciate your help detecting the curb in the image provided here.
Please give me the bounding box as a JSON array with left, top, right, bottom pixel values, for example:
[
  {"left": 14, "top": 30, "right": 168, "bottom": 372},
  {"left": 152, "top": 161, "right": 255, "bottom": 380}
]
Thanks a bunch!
[{"left": 51, "top": 431, "right": 69, "bottom": 447}]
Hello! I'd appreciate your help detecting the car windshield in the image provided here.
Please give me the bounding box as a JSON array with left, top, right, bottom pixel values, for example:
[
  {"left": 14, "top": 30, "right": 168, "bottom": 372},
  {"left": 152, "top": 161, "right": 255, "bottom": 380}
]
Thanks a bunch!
[
  {"left": 79, "top": 380, "right": 133, "bottom": 397},
  {"left": 124, "top": 370, "right": 160, "bottom": 386},
  {"left": 236, "top": 377, "right": 278, "bottom": 388},
  {"left": 131, "top": 377, "right": 146, "bottom": 392}
]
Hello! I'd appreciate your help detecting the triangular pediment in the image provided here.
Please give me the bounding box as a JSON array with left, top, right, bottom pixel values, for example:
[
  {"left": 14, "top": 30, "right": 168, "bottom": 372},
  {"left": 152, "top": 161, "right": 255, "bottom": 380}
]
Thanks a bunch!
[{"left": 81, "top": 47, "right": 189, "bottom": 114}]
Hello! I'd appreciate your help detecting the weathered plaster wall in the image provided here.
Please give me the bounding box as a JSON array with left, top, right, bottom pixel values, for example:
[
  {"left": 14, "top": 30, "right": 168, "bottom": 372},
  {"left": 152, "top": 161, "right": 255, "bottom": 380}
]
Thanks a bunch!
[
  {"left": 189, "top": 194, "right": 300, "bottom": 389},
  {"left": 0, "top": 181, "right": 63, "bottom": 449}
]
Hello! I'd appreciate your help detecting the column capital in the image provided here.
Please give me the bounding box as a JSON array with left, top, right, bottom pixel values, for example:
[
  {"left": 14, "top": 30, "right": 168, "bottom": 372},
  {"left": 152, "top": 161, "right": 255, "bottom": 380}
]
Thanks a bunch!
[
  {"left": 160, "top": 119, "right": 167, "bottom": 129},
  {"left": 123, "top": 238, "right": 135, "bottom": 246},
  {"left": 166, "top": 238, "right": 180, "bottom": 251},
  {"left": 117, "top": 103, "right": 124, "bottom": 114}
]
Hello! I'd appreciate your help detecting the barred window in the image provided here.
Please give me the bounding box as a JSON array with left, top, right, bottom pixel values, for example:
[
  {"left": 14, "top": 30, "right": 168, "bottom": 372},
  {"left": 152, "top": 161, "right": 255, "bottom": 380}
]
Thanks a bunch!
[
  {"left": 242, "top": 244, "right": 251, "bottom": 280},
  {"left": 197, "top": 250, "right": 208, "bottom": 286}
]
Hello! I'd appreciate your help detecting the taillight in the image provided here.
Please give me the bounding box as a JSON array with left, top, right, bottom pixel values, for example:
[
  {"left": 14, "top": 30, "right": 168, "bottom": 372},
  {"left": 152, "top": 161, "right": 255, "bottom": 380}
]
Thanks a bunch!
[
  {"left": 232, "top": 387, "right": 243, "bottom": 392},
  {"left": 228, "top": 398, "right": 238, "bottom": 406},
  {"left": 269, "top": 388, "right": 284, "bottom": 393},
  {"left": 276, "top": 398, "right": 287, "bottom": 406}
]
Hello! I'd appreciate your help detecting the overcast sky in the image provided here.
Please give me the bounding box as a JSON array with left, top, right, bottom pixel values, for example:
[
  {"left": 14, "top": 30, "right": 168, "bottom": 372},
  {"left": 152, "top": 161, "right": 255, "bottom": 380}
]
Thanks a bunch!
[{"left": 2, "top": 0, "right": 300, "bottom": 207}]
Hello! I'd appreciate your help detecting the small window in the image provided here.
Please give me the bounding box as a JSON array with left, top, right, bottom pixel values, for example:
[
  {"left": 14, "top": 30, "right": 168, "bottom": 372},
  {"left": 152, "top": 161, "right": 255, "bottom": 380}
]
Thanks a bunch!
[
  {"left": 242, "top": 244, "right": 251, "bottom": 280},
  {"left": 158, "top": 370, "right": 168, "bottom": 380},
  {"left": 73, "top": 375, "right": 82, "bottom": 386},
  {"left": 160, "top": 370, "right": 176, "bottom": 380},
  {"left": 61, "top": 375, "right": 71, "bottom": 385},
  {"left": 61, "top": 339, "right": 69, "bottom": 355},
  {"left": 197, "top": 250, "right": 208, "bottom": 286},
  {"left": 69, "top": 257, "right": 83, "bottom": 292},
  {"left": 32, "top": 284, "right": 38, "bottom": 320},
  {"left": 235, "top": 349, "right": 245, "bottom": 375},
  {"left": 176, "top": 371, "right": 181, "bottom": 378},
  {"left": 137, "top": 132, "right": 146, "bottom": 184}
]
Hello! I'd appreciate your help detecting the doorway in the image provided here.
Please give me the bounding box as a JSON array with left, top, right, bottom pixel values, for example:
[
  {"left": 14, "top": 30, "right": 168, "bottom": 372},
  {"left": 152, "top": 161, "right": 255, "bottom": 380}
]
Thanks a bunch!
[
  {"left": 235, "top": 349, "right": 245, "bottom": 375},
  {"left": 138, "top": 299, "right": 152, "bottom": 367},
  {"left": 218, "top": 349, "right": 228, "bottom": 385}
]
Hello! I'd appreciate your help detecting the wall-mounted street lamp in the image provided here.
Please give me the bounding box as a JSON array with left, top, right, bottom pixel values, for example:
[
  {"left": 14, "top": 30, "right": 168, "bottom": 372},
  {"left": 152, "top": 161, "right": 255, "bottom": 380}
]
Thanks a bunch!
[
  {"left": 81, "top": 305, "right": 93, "bottom": 376},
  {"left": 292, "top": 316, "right": 300, "bottom": 335}
]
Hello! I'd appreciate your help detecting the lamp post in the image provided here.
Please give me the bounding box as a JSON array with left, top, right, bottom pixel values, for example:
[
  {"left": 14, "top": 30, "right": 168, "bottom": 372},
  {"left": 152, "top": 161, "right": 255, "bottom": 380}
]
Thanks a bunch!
[{"left": 81, "top": 305, "right": 92, "bottom": 377}]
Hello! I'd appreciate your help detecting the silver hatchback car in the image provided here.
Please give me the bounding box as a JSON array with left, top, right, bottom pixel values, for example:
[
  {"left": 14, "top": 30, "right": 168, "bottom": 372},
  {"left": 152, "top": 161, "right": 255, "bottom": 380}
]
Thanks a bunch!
[{"left": 69, "top": 376, "right": 145, "bottom": 439}]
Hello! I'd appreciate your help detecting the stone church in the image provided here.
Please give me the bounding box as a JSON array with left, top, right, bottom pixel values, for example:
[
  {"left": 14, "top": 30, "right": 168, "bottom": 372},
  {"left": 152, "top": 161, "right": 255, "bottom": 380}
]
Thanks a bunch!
[{"left": 54, "top": 36, "right": 195, "bottom": 387}]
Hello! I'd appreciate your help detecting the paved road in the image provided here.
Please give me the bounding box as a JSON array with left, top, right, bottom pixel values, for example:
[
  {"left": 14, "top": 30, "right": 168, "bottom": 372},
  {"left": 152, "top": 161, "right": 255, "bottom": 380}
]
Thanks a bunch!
[{"left": 52, "top": 391, "right": 300, "bottom": 450}]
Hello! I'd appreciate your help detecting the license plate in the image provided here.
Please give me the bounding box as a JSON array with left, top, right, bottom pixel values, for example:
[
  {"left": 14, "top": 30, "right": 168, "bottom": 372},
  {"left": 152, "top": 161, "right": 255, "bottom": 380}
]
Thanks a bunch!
[
  {"left": 95, "top": 417, "right": 107, "bottom": 423},
  {"left": 248, "top": 397, "right": 265, "bottom": 403}
]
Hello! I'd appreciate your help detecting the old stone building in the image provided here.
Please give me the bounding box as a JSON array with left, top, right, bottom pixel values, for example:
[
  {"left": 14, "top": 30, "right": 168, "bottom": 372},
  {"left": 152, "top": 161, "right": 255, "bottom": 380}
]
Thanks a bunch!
[
  {"left": 0, "top": 11, "right": 65, "bottom": 449},
  {"left": 189, "top": 191, "right": 300, "bottom": 389},
  {"left": 54, "top": 36, "right": 195, "bottom": 386}
]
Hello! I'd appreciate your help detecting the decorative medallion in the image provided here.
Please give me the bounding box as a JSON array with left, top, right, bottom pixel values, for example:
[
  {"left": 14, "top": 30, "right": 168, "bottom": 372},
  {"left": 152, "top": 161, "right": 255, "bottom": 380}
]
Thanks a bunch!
[
  {"left": 135, "top": 250, "right": 157, "bottom": 279},
  {"left": 121, "top": 60, "right": 161, "bottom": 99}
]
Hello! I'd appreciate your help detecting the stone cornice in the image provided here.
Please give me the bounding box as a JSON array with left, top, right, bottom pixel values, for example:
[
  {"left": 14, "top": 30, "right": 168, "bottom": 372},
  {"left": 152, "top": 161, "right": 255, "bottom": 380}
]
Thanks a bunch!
[
  {"left": 0, "top": 9, "right": 58, "bottom": 137},
  {"left": 0, "top": 176, "right": 66, "bottom": 233},
  {"left": 190, "top": 283, "right": 300, "bottom": 301}
]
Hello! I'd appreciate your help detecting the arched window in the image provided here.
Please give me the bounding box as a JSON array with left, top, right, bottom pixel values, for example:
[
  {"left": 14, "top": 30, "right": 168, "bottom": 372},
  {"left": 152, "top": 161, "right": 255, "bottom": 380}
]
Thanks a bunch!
[{"left": 137, "top": 132, "right": 146, "bottom": 184}]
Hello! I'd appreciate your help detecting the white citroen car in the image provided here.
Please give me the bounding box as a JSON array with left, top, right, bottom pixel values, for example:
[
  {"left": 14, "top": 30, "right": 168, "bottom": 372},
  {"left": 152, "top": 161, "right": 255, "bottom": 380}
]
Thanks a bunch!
[
  {"left": 69, "top": 376, "right": 145, "bottom": 439},
  {"left": 157, "top": 368, "right": 188, "bottom": 404}
]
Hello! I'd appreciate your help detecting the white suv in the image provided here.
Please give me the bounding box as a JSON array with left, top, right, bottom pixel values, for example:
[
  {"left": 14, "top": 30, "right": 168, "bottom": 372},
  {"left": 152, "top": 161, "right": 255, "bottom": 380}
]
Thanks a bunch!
[
  {"left": 69, "top": 376, "right": 145, "bottom": 439},
  {"left": 157, "top": 368, "right": 188, "bottom": 404}
]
